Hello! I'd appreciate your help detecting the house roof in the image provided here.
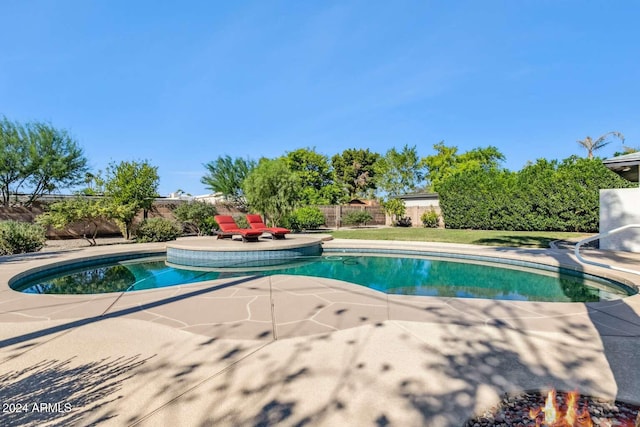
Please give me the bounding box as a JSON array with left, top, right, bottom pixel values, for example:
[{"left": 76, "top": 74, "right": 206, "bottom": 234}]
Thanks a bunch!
[
  {"left": 397, "top": 192, "right": 439, "bottom": 200},
  {"left": 603, "top": 153, "right": 640, "bottom": 182}
]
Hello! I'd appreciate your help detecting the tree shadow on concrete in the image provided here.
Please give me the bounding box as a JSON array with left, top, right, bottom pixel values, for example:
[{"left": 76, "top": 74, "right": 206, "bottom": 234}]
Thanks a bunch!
[
  {"left": 3, "top": 241, "right": 639, "bottom": 425},
  {"left": 124, "top": 290, "right": 614, "bottom": 425},
  {"left": 200, "top": 247, "right": 639, "bottom": 425},
  {"left": 0, "top": 354, "right": 152, "bottom": 426}
]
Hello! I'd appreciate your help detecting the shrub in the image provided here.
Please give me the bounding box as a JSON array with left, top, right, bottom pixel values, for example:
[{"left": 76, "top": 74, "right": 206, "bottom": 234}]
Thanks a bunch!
[
  {"left": 200, "top": 217, "right": 219, "bottom": 236},
  {"left": 0, "top": 221, "right": 46, "bottom": 255},
  {"left": 342, "top": 210, "right": 373, "bottom": 227},
  {"left": 420, "top": 209, "right": 439, "bottom": 228},
  {"left": 134, "top": 218, "right": 181, "bottom": 243},
  {"left": 173, "top": 201, "right": 218, "bottom": 236},
  {"left": 232, "top": 214, "right": 250, "bottom": 229},
  {"left": 381, "top": 198, "right": 406, "bottom": 224},
  {"left": 438, "top": 156, "right": 634, "bottom": 232},
  {"left": 288, "top": 207, "right": 325, "bottom": 231}
]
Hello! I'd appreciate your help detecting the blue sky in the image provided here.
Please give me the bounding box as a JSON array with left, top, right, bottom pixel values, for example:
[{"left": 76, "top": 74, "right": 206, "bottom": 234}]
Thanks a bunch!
[{"left": 2, "top": 1, "right": 639, "bottom": 196}]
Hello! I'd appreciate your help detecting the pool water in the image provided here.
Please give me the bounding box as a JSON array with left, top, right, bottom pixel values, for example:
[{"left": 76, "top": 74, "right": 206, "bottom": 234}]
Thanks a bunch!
[{"left": 12, "top": 255, "right": 634, "bottom": 302}]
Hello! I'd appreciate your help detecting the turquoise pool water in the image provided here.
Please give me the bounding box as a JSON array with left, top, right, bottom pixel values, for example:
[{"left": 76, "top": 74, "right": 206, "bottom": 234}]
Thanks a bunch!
[{"left": 12, "top": 254, "right": 635, "bottom": 302}]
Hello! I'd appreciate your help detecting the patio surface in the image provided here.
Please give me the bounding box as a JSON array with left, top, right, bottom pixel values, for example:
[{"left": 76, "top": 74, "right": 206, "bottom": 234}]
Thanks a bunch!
[{"left": 1, "top": 236, "right": 639, "bottom": 426}]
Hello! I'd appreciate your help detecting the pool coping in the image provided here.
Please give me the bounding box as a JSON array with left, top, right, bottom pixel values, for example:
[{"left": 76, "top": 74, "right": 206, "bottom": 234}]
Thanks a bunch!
[{"left": 1, "top": 237, "right": 640, "bottom": 426}]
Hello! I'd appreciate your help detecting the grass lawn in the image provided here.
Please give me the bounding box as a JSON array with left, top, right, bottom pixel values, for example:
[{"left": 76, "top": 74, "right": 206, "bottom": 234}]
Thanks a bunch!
[{"left": 329, "top": 227, "right": 593, "bottom": 248}]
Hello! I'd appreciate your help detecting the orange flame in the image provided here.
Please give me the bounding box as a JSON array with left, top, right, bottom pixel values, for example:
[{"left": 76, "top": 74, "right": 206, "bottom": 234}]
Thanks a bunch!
[{"left": 529, "top": 389, "right": 592, "bottom": 427}]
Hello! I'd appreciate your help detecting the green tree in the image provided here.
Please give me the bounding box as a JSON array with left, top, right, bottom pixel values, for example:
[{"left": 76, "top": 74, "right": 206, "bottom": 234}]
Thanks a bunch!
[
  {"left": 331, "top": 148, "right": 381, "bottom": 199},
  {"left": 374, "top": 145, "right": 425, "bottom": 197},
  {"left": 0, "top": 117, "right": 88, "bottom": 206},
  {"left": 243, "top": 158, "right": 301, "bottom": 226},
  {"left": 284, "top": 148, "right": 345, "bottom": 204},
  {"left": 36, "top": 196, "right": 109, "bottom": 246},
  {"left": 577, "top": 131, "right": 624, "bottom": 159},
  {"left": 0, "top": 117, "right": 27, "bottom": 206},
  {"left": 422, "top": 142, "right": 504, "bottom": 191},
  {"left": 201, "top": 156, "right": 256, "bottom": 209},
  {"left": 104, "top": 160, "right": 159, "bottom": 239},
  {"left": 23, "top": 122, "right": 89, "bottom": 206}
]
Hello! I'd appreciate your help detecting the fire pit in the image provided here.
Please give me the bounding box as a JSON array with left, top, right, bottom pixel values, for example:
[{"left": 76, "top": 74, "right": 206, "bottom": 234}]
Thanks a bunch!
[{"left": 464, "top": 389, "right": 640, "bottom": 426}]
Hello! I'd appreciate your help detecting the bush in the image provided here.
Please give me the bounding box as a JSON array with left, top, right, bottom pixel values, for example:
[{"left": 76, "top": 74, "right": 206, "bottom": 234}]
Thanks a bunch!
[
  {"left": 438, "top": 157, "right": 634, "bottom": 232},
  {"left": 420, "top": 209, "right": 439, "bottom": 228},
  {"left": 342, "top": 210, "right": 373, "bottom": 227},
  {"left": 382, "top": 198, "right": 405, "bottom": 216},
  {"left": 173, "top": 201, "right": 218, "bottom": 236},
  {"left": 288, "top": 207, "right": 325, "bottom": 231},
  {"left": 0, "top": 221, "right": 46, "bottom": 255},
  {"left": 200, "top": 217, "right": 219, "bottom": 236},
  {"left": 381, "top": 198, "right": 411, "bottom": 227},
  {"left": 134, "top": 218, "right": 181, "bottom": 243},
  {"left": 232, "top": 214, "right": 249, "bottom": 229}
]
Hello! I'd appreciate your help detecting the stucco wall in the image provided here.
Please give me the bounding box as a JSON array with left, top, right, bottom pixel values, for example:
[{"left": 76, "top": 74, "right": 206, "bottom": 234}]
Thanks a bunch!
[
  {"left": 403, "top": 199, "right": 439, "bottom": 208},
  {"left": 599, "top": 187, "right": 640, "bottom": 252}
]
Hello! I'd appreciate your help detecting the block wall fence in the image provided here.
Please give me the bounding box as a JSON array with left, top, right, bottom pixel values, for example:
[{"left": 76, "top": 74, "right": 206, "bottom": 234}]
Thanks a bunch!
[{"left": 0, "top": 198, "right": 444, "bottom": 239}]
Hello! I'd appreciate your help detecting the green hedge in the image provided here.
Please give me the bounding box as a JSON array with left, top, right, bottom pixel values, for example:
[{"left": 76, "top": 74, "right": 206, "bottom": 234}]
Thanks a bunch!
[
  {"left": 438, "top": 157, "right": 634, "bottom": 232},
  {"left": 0, "top": 221, "right": 46, "bottom": 255}
]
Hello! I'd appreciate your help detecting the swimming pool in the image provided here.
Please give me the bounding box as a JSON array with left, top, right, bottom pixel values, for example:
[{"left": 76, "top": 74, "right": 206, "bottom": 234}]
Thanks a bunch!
[{"left": 11, "top": 253, "right": 635, "bottom": 302}]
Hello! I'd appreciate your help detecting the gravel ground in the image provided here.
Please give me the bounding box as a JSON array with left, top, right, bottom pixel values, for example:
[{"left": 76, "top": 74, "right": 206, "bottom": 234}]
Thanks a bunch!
[{"left": 465, "top": 390, "right": 640, "bottom": 426}]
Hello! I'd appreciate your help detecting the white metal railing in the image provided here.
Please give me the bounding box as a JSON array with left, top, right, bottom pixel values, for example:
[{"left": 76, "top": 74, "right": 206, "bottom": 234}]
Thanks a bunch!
[{"left": 574, "top": 224, "right": 640, "bottom": 276}]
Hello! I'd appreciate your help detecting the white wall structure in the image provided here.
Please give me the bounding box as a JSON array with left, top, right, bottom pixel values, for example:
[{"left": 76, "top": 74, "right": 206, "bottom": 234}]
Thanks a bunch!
[
  {"left": 389, "top": 193, "right": 443, "bottom": 227},
  {"left": 599, "top": 188, "right": 640, "bottom": 252},
  {"left": 397, "top": 193, "right": 439, "bottom": 207}
]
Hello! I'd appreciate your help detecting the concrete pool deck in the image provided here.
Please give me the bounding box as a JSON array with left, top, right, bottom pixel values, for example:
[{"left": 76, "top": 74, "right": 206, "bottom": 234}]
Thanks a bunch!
[{"left": 1, "top": 236, "right": 639, "bottom": 426}]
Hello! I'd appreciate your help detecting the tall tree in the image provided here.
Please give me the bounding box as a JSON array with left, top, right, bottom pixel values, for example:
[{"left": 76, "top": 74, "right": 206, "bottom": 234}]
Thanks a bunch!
[
  {"left": 421, "top": 142, "right": 458, "bottom": 192},
  {"left": 0, "top": 117, "right": 88, "bottom": 206},
  {"left": 284, "top": 148, "right": 344, "bottom": 204},
  {"left": 422, "top": 142, "right": 504, "bottom": 191},
  {"left": 23, "top": 122, "right": 88, "bottom": 206},
  {"left": 374, "top": 144, "right": 425, "bottom": 197},
  {"left": 242, "top": 158, "right": 301, "bottom": 226},
  {"left": 0, "top": 117, "right": 27, "bottom": 206},
  {"left": 104, "top": 160, "right": 159, "bottom": 239},
  {"left": 201, "top": 155, "right": 256, "bottom": 209},
  {"left": 331, "top": 148, "right": 380, "bottom": 199},
  {"left": 577, "top": 131, "right": 625, "bottom": 159}
]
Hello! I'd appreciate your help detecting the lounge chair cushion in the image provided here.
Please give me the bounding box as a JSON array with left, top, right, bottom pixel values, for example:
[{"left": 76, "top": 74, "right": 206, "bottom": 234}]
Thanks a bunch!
[
  {"left": 246, "top": 214, "right": 290, "bottom": 235},
  {"left": 213, "top": 215, "right": 262, "bottom": 242}
]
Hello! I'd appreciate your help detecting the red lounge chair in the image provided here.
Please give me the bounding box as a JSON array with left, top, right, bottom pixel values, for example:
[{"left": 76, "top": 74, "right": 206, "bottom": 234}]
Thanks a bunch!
[
  {"left": 246, "top": 214, "right": 290, "bottom": 239},
  {"left": 214, "top": 215, "right": 263, "bottom": 242}
]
